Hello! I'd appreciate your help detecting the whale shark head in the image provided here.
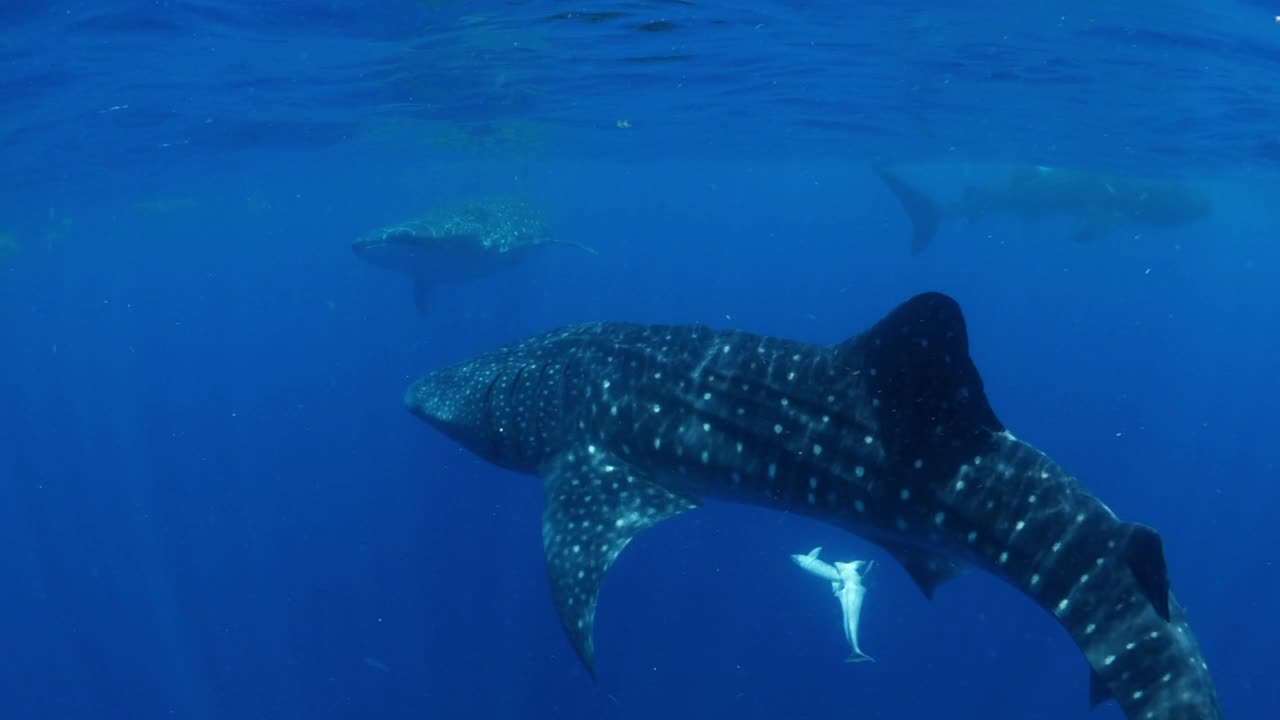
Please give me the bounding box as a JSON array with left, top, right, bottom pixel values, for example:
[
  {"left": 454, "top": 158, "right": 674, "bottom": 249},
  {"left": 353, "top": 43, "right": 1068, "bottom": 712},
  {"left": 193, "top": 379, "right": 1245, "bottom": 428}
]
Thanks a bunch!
[
  {"left": 352, "top": 226, "right": 441, "bottom": 274},
  {"left": 405, "top": 353, "right": 510, "bottom": 467}
]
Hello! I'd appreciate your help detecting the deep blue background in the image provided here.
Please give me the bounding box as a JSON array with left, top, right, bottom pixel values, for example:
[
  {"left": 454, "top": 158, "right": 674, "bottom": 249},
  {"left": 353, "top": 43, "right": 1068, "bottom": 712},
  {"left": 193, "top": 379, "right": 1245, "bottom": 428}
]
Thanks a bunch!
[{"left": 1, "top": 3, "right": 1277, "bottom": 719}]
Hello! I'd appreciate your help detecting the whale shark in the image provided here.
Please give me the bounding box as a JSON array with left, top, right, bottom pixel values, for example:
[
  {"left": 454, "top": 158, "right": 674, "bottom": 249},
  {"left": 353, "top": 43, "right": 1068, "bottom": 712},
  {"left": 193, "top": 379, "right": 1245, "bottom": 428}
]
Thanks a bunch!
[
  {"left": 874, "top": 163, "right": 1212, "bottom": 254},
  {"left": 403, "top": 292, "right": 1223, "bottom": 719},
  {"left": 792, "top": 548, "right": 876, "bottom": 663},
  {"left": 352, "top": 198, "right": 595, "bottom": 315}
]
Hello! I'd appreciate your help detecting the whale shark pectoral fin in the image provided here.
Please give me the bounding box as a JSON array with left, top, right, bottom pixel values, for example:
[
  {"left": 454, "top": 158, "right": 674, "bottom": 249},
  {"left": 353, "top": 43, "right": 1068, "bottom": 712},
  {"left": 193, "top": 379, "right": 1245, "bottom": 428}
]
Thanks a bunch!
[
  {"left": 881, "top": 543, "right": 967, "bottom": 600},
  {"left": 411, "top": 277, "right": 433, "bottom": 315},
  {"left": 1089, "top": 667, "right": 1114, "bottom": 708},
  {"left": 540, "top": 449, "right": 700, "bottom": 676},
  {"left": 845, "top": 651, "right": 876, "bottom": 664},
  {"left": 1122, "top": 523, "right": 1171, "bottom": 621}
]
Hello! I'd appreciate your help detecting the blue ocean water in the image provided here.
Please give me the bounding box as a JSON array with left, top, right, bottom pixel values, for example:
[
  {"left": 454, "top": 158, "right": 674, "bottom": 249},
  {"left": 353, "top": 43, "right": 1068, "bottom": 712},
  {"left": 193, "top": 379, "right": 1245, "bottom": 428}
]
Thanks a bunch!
[{"left": 1, "top": 2, "right": 1277, "bottom": 718}]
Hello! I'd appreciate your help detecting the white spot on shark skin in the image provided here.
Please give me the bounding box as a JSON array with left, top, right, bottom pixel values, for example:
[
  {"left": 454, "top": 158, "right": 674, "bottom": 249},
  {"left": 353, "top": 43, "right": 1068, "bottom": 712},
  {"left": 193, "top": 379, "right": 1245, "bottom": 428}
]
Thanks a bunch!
[
  {"left": 1014, "top": 520, "right": 1026, "bottom": 532},
  {"left": 813, "top": 443, "right": 823, "bottom": 456},
  {"left": 1029, "top": 573, "right": 1040, "bottom": 587},
  {"left": 601, "top": 380, "right": 611, "bottom": 390},
  {"left": 703, "top": 392, "right": 712, "bottom": 400},
  {"left": 934, "top": 511, "right": 945, "bottom": 526},
  {"left": 774, "top": 424, "right": 784, "bottom": 434},
  {"left": 998, "top": 551, "right": 1008, "bottom": 565},
  {"left": 1085, "top": 623, "right": 1096, "bottom": 635},
  {"left": 652, "top": 403, "right": 662, "bottom": 413},
  {"left": 1055, "top": 598, "right": 1070, "bottom": 616},
  {"left": 855, "top": 466, "right": 866, "bottom": 478},
  {"left": 913, "top": 458, "right": 923, "bottom": 470},
  {"left": 807, "top": 493, "right": 816, "bottom": 504},
  {"left": 700, "top": 451, "right": 710, "bottom": 464},
  {"left": 955, "top": 479, "right": 967, "bottom": 491},
  {"left": 864, "top": 435, "right": 874, "bottom": 445},
  {"left": 895, "top": 517, "right": 907, "bottom": 530},
  {"left": 809, "top": 477, "right": 819, "bottom": 490},
  {"left": 1132, "top": 691, "right": 1144, "bottom": 701},
  {"left": 855, "top": 500, "right": 866, "bottom": 513},
  {"left": 967, "top": 531, "right": 977, "bottom": 543},
  {"left": 900, "top": 489, "right": 911, "bottom": 501},
  {"left": 768, "top": 463, "right": 777, "bottom": 479}
]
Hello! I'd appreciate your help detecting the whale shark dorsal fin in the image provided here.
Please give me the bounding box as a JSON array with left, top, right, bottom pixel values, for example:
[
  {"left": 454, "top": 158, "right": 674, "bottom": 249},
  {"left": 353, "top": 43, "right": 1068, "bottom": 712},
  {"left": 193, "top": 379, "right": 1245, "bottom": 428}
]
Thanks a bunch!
[
  {"left": 807, "top": 547, "right": 822, "bottom": 559},
  {"left": 836, "top": 292, "right": 1004, "bottom": 473},
  {"left": 1122, "top": 523, "right": 1171, "bottom": 621},
  {"left": 540, "top": 448, "right": 699, "bottom": 677},
  {"left": 881, "top": 542, "right": 967, "bottom": 600}
]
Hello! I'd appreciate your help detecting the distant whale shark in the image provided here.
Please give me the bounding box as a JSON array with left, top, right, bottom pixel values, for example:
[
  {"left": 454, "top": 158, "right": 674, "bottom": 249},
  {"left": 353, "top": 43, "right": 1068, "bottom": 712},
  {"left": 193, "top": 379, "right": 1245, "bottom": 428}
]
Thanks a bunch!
[
  {"left": 874, "top": 163, "right": 1212, "bottom": 254},
  {"left": 352, "top": 198, "right": 595, "bottom": 315},
  {"left": 404, "top": 292, "right": 1222, "bottom": 719},
  {"left": 792, "top": 548, "right": 876, "bottom": 663}
]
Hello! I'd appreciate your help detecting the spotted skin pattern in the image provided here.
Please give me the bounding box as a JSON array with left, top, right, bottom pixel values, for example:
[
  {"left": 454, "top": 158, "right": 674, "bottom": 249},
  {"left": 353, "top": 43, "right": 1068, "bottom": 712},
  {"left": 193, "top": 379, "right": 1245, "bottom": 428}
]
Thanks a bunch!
[{"left": 405, "top": 292, "right": 1223, "bottom": 720}]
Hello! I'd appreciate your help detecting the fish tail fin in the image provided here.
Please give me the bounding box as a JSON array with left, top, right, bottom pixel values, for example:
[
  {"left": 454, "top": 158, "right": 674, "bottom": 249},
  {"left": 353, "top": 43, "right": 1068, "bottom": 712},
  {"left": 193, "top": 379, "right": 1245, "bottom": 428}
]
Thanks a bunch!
[
  {"left": 873, "top": 164, "right": 942, "bottom": 255},
  {"left": 844, "top": 651, "right": 876, "bottom": 664}
]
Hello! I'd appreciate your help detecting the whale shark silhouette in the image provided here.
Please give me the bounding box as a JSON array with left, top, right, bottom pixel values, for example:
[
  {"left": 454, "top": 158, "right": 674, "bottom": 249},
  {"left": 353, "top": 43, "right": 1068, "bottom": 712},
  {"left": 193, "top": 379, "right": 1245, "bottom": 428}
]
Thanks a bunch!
[{"left": 874, "top": 163, "right": 1212, "bottom": 254}]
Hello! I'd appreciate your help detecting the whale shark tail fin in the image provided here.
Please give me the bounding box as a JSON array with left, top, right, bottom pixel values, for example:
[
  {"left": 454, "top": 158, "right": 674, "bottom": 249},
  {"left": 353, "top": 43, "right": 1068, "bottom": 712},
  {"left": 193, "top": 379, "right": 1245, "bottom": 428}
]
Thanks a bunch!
[
  {"left": 873, "top": 164, "right": 942, "bottom": 255},
  {"left": 844, "top": 651, "right": 876, "bottom": 664}
]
